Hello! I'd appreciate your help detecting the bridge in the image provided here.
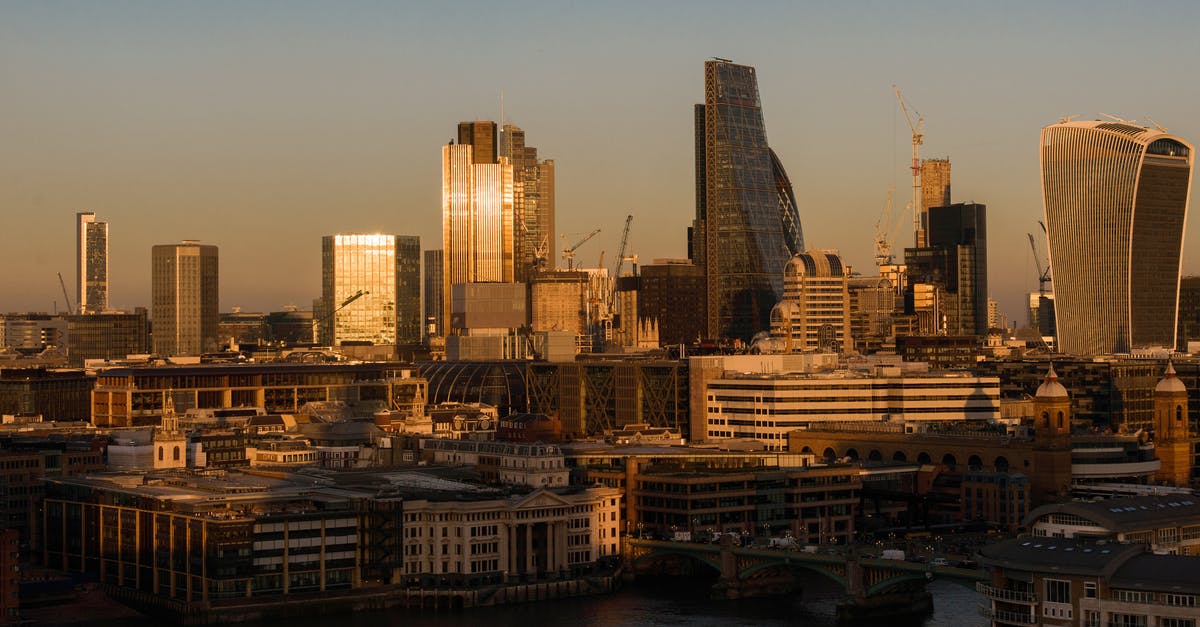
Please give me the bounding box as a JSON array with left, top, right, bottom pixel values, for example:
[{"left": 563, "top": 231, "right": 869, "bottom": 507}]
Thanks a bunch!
[{"left": 626, "top": 538, "right": 986, "bottom": 623}]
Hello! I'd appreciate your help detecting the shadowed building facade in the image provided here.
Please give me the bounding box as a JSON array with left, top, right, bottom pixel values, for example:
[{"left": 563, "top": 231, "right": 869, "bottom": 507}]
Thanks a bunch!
[
  {"left": 1040, "top": 120, "right": 1193, "bottom": 355},
  {"left": 692, "top": 59, "right": 803, "bottom": 342}
]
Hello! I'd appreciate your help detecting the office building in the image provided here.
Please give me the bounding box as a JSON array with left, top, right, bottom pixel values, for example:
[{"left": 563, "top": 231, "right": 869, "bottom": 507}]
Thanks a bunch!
[
  {"left": 528, "top": 356, "right": 689, "bottom": 437},
  {"left": 319, "top": 234, "right": 419, "bottom": 347},
  {"left": 424, "top": 249, "right": 444, "bottom": 339},
  {"left": 917, "top": 158, "right": 951, "bottom": 248},
  {"left": 76, "top": 212, "right": 108, "bottom": 314},
  {"left": 770, "top": 251, "right": 851, "bottom": 353},
  {"left": 905, "top": 203, "right": 988, "bottom": 336},
  {"left": 637, "top": 259, "right": 706, "bottom": 347},
  {"left": 529, "top": 270, "right": 589, "bottom": 340},
  {"left": 692, "top": 59, "right": 803, "bottom": 342},
  {"left": 65, "top": 309, "right": 150, "bottom": 365},
  {"left": 443, "top": 122, "right": 516, "bottom": 330},
  {"left": 1177, "top": 275, "right": 1200, "bottom": 351},
  {"left": 151, "top": 241, "right": 219, "bottom": 356},
  {"left": 0, "top": 314, "right": 66, "bottom": 352},
  {"left": 500, "top": 123, "right": 555, "bottom": 279},
  {"left": 848, "top": 276, "right": 895, "bottom": 354},
  {"left": 1041, "top": 120, "right": 1193, "bottom": 355}
]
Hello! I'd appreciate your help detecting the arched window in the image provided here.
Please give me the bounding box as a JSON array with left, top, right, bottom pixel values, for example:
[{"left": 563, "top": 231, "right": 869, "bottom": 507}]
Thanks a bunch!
[
  {"left": 1042, "top": 412, "right": 1050, "bottom": 428},
  {"left": 1177, "top": 405, "right": 1184, "bottom": 422},
  {"left": 158, "top": 447, "right": 164, "bottom": 461},
  {"left": 1057, "top": 411, "right": 1064, "bottom": 428},
  {"left": 173, "top": 446, "right": 181, "bottom": 461}
]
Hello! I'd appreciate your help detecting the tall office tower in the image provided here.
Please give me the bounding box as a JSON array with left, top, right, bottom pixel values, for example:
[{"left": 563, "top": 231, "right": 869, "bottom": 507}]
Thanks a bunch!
[
  {"left": 1041, "top": 120, "right": 1193, "bottom": 355},
  {"left": 987, "top": 298, "right": 1001, "bottom": 331},
  {"left": 151, "top": 241, "right": 219, "bottom": 356},
  {"left": 848, "top": 276, "right": 895, "bottom": 354},
  {"left": 770, "top": 251, "right": 851, "bottom": 352},
  {"left": 320, "top": 234, "right": 419, "bottom": 346},
  {"left": 76, "top": 212, "right": 108, "bottom": 314},
  {"left": 442, "top": 122, "right": 516, "bottom": 331},
  {"left": 927, "top": 203, "right": 988, "bottom": 336},
  {"left": 692, "top": 59, "right": 803, "bottom": 342},
  {"left": 918, "top": 159, "right": 952, "bottom": 247},
  {"left": 500, "top": 123, "right": 556, "bottom": 279},
  {"left": 424, "top": 249, "right": 444, "bottom": 339},
  {"left": 638, "top": 259, "right": 706, "bottom": 347},
  {"left": 395, "top": 235, "right": 422, "bottom": 344}
]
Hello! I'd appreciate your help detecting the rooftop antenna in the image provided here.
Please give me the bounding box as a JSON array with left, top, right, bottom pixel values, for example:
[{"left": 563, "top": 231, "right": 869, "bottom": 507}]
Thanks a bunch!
[{"left": 500, "top": 90, "right": 505, "bottom": 127}]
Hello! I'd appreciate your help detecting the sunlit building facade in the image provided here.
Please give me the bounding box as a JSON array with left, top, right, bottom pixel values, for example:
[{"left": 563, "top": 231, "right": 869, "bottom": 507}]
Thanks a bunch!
[
  {"left": 918, "top": 158, "right": 951, "bottom": 248},
  {"left": 1041, "top": 120, "right": 1193, "bottom": 355},
  {"left": 770, "top": 251, "right": 851, "bottom": 353},
  {"left": 500, "top": 123, "right": 555, "bottom": 280},
  {"left": 76, "top": 212, "right": 108, "bottom": 314},
  {"left": 152, "top": 241, "right": 218, "bottom": 357},
  {"left": 320, "top": 234, "right": 419, "bottom": 346},
  {"left": 692, "top": 59, "right": 803, "bottom": 342},
  {"left": 442, "top": 122, "right": 516, "bottom": 331}
]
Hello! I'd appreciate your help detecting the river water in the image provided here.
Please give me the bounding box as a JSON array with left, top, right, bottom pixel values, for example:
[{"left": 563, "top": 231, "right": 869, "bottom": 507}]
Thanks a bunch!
[{"left": 250, "top": 575, "right": 987, "bottom": 627}]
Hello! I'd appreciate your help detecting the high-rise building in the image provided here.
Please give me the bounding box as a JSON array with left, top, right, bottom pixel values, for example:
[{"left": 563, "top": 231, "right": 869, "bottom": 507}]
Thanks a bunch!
[
  {"left": 1041, "top": 120, "right": 1193, "bottom": 355},
  {"left": 500, "top": 123, "right": 555, "bottom": 279},
  {"left": 319, "top": 234, "right": 419, "bottom": 347},
  {"left": 637, "top": 259, "right": 706, "bottom": 347},
  {"left": 442, "top": 122, "right": 516, "bottom": 330},
  {"left": 151, "top": 241, "right": 219, "bottom": 356},
  {"left": 423, "top": 249, "right": 444, "bottom": 340},
  {"left": 692, "top": 59, "right": 803, "bottom": 342},
  {"left": 770, "top": 251, "right": 851, "bottom": 353},
  {"left": 76, "top": 212, "right": 108, "bottom": 314},
  {"left": 918, "top": 159, "right": 951, "bottom": 247},
  {"left": 66, "top": 309, "right": 150, "bottom": 365},
  {"left": 931, "top": 203, "right": 988, "bottom": 336}
]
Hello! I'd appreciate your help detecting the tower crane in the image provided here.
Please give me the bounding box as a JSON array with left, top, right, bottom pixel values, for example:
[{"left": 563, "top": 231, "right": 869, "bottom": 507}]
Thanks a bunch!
[
  {"left": 516, "top": 213, "right": 550, "bottom": 272},
  {"left": 57, "top": 272, "right": 73, "bottom": 315},
  {"left": 609, "top": 215, "right": 634, "bottom": 319},
  {"left": 1028, "top": 225, "right": 1051, "bottom": 295},
  {"left": 893, "top": 84, "right": 924, "bottom": 247},
  {"left": 561, "top": 228, "right": 600, "bottom": 271},
  {"left": 873, "top": 185, "right": 902, "bottom": 267}
]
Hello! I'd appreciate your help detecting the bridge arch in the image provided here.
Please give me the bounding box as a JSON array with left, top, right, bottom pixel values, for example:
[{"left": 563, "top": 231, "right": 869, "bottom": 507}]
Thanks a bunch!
[
  {"left": 865, "top": 572, "right": 932, "bottom": 597},
  {"left": 892, "top": 451, "right": 907, "bottom": 462},
  {"left": 941, "top": 453, "right": 957, "bottom": 471},
  {"left": 916, "top": 452, "right": 932, "bottom": 464},
  {"left": 631, "top": 547, "right": 723, "bottom": 576},
  {"left": 822, "top": 447, "right": 837, "bottom": 462},
  {"left": 738, "top": 558, "right": 848, "bottom": 590}
]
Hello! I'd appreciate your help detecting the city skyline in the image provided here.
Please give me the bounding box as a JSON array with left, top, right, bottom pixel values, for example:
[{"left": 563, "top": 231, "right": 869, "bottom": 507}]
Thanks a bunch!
[{"left": 4, "top": 2, "right": 1200, "bottom": 324}]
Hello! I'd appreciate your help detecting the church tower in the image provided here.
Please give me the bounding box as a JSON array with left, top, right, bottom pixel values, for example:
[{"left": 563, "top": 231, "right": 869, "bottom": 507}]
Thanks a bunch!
[
  {"left": 1153, "top": 362, "right": 1193, "bottom": 487},
  {"left": 1031, "top": 365, "right": 1073, "bottom": 503}
]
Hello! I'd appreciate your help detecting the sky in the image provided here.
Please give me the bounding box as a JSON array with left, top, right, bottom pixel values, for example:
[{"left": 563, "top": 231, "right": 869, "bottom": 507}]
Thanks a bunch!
[{"left": 3, "top": 0, "right": 1200, "bottom": 325}]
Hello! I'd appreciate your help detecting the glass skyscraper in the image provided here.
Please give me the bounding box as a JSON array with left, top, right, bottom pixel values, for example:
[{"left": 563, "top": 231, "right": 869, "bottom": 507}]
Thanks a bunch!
[
  {"left": 320, "top": 234, "right": 420, "bottom": 346},
  {"left": 1041, "top": 120, "right": 1193, "bottom": 355},
  {"left": 692, "top": 59, "right": 803, "bottom": 341},
  {"left": 77, "top": 212, "right": 108, "bottom": 314}
]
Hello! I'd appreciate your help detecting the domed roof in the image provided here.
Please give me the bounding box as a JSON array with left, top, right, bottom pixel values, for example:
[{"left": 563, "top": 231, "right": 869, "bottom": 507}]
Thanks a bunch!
[
  {"left": 1036, "top": 364, "right": 1069, "bottom": 399},
  {"left": 1155, "top": 361, "right": 1187, "bottom": 394}
]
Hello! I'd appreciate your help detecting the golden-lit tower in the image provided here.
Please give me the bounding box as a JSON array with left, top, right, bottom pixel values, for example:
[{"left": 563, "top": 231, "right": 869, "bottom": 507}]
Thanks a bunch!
[
  {"left": 1031, "top": 364, "right": 1073, "bottom": 503},
  {"left": 1153, "top": 362, "right": 1193, "bottom": 487}
]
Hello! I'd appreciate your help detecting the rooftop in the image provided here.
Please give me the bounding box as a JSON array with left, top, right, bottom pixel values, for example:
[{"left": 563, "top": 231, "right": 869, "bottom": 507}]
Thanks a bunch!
[{"left": 1025, "top": 495, "right": 1200, "bottom": 532}]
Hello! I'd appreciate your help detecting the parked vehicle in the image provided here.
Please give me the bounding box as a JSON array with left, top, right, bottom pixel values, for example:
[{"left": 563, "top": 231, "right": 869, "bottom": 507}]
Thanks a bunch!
[
  {"left": 768, "top": 537, "right": 798, "bottom": 550},
  {"left": 880, "top": 549, "right": 906, "bottom": 561}
]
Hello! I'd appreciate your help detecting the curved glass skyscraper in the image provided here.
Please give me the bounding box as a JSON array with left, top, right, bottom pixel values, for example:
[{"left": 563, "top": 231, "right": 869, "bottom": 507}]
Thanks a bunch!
[
  {"left": 1041, "top": 120, "right": 1193, "bottom": 355},
  {"left": 692, "top": 59, "right": 803, "bottom": 341}
]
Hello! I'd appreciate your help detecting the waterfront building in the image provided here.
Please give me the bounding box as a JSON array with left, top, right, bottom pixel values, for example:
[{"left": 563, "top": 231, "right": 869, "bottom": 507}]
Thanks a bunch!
[
  {"left": 319, "top": 234, "right": 420, "bottom": 347},
  {"left": 442, "top": 121, "right": 516, "bottom": 329},
  {"left": 76, "top": 212, "right": 108, "bottom": 314},
  {"left": 770, "top": 251, "right": 851, "bottom": 353},
  {"left": 692, "top": 59, "right": 803, "bottom": 342},
  {"left": 424, "top": 249, "right": 444, "bottom": 339},
  {"left": 152, "top": 241, "right": 219, "bottom": 357},
  {"left": 977, "top": 536, "right": 1200, "bottom": 627},
  {"left": 1026, "top": 495, "right": 1200, "bottom": 556},
  {"left": 1041, "top": 120, "right": 1193, "bottom": 356}
]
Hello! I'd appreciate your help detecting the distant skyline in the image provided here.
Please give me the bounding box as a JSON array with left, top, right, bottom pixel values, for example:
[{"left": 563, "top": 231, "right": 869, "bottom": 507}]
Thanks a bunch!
[{"left": 3, "top": 1, "right": 1200, "bottom": 325}]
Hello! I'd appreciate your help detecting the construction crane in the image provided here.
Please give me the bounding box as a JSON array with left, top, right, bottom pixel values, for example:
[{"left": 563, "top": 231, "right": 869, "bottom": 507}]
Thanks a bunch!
[
  {"left": 561, "top": 228, "right": 600, "bottom": 271},
  {"left": 516, "top": 213, "right": 550, "bottom": 272},
  {"left": 1028, "top": 226, "right": 1051, "bottom": 295},
  {"left": 893, "top": 84, "right": 924, "bottom": 247},
  {"left": 56, "top": 272, "right": 73, "bottom": 315},
  {"left": 873, "top": 185, "right": 901, "bottom": 267},
  {"left": 315, "top": 289, "right": 369, "bottom": 328},
  {"left": 608, "top": 215, "right": 634, "bottom": 324}
]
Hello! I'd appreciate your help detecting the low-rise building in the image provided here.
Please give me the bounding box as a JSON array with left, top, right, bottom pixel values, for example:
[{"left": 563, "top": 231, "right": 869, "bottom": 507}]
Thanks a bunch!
[
  {"left": 421, "top": 439, "right": 568, "bottom": 488},
  {"left": 1026, "top": 495, "right": 1200, "bottom": 556}
]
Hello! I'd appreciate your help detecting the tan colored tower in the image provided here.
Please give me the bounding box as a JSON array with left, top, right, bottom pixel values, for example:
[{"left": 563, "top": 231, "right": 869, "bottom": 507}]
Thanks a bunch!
[
  {"left": 151, "top": 241, "right": 219, "bottom": 356},
  {"left": 1031, "top": 365, "right": 1073, "bottom": 504},
  {"left": 1153, "top": 362, "right": 1193, "bottom": 487},
  {"left": 918, "top": 158, "right": 951, "bottom": 247}
]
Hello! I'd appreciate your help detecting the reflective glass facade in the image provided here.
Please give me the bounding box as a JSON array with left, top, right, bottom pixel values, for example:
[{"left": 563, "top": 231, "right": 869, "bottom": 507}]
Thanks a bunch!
[
  {"left": 76, "top": 212, "right": 108, "bottom": 314},
  {"left": 321, "top": 234, "right": 420, "bottom": 346},
  {"left": 500, "top": 123, "right": 555, "bottom": 280},
  {"left": 1041, "top": 121, "right": 1193, "bottom": 355},
  {"left": 693, "top": 60, "right": 803, "bottom": 341}
]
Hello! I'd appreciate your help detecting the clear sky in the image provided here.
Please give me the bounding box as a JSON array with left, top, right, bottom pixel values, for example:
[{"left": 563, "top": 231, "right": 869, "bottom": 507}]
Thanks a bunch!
[{"left": 3, "top": 1, "right": 1200, "bottom": 325}]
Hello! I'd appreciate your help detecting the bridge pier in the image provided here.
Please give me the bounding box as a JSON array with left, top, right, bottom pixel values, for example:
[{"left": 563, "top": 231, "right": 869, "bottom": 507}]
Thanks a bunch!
[{"left": 835, "top": 587, "right": 932, "bottom": 625}]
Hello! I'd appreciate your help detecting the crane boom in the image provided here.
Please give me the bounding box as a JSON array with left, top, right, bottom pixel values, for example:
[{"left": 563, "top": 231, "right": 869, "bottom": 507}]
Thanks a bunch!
[
  {"left": 1028, "top": 232, "right": 1051, "bottom": 295},
  {"left": 561, "top": 228, "right": 600, "bottom": 270},
  {"left": 893, "top": 84, "right": 925, "bottom": 247},
  {"left": 57, "top": 272, "right": 73, "bottom": 315},
  {"left": 609, "top": 215, "right": 634, "bottom": 314}
]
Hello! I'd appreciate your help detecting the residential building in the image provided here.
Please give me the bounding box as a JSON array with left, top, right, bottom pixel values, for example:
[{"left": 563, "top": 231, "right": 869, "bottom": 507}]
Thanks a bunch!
[
  {"left": 76, "top": 212, "right": 108, "bottom": 314},
  {"left": 1041, "top": 120, "right": 1193, "bottom": 355},
  {"left": 1026, "top": 495, "right": 1200, "bottom": 556},
  {"left": 692, "top": 59, "right": 803, "bottom": 342},
  {"left": 151, "top": 241, "right": 219, "bottom": 356}
]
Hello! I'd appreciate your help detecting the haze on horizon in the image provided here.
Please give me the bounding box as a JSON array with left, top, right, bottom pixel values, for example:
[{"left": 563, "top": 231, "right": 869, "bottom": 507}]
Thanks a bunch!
[{"left": 3, "top": 0, "right": 1199, "bottom": 325}]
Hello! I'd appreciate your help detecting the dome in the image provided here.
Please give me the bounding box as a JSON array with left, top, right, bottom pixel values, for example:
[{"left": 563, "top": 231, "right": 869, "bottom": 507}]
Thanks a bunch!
[
  {"left": 1036, "top": 364, "right": 1069, "bottom": 399},
  {"left": 1155, "top": 361, "right": 1187, "bottom": 394}
]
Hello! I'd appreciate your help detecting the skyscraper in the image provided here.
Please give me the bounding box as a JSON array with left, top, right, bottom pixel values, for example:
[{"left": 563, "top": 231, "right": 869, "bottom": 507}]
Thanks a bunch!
[
  {"left": 770, "top": 251, "right": 851, "bottom": 352},
  {"left": 152, "top": 241, "right": 218, "bottom": 356},
  {"left": 927, "top": 202, "right": 988, "bottom": 336},
  {"left": 500, "top": 123, "right": 555, "bottom": 279},
  {"left": 442, "top": 122, "right": 516, "bottom": 330},
  {"left": 76, "top": 212, "right": 108, "bottom": 314},
  {"left": 423, "top": 249, "right": 444, "bottom": 340},
  {"left": 1041, "top": 120, "right": 1193, "bottom": 355},
  {"left": 918, "top": 158, "right": 951, "bottom": 247},
  {"left": 692, "top": 59, "right": 803, "bottom": 341},
  {"left": 320, "top": 234, "right": 419, "bottom": 346}
]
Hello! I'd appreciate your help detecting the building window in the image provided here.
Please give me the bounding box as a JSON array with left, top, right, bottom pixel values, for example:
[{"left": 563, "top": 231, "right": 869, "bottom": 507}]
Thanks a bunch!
[
  {"left": 1083, "top": 581, "right": 1096, "bottom": 598},
  {"left": 173, "top": 446, "right": 180, "bottom": 461},
  {"left": 1044, "top": 578, "right": 1070, "bottom": 604},
  {"left": 1056, "top": 411, "right": 1064, "bottom": 428},
  {"left": 1161, "top": 619, "right": 1194, "bottom": 627},
  {"left": 158, "top": 447, "right": 164, "bottom": 461},
  {"left": 1109, "top": 614, "right": 1148, "bottom": 627}
]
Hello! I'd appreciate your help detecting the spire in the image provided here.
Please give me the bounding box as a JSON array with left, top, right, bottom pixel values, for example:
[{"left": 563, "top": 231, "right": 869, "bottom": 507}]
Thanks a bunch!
[
  {"left": 1036, "top": 363, "right": 1068, "bottom": 399},
  {"left": 1156, "top": 359, "right": 1187, "bottom": 394}
]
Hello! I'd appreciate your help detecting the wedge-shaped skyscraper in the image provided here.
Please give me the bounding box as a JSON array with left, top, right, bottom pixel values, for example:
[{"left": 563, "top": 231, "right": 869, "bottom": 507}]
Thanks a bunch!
[
  {"left": 1041, "top": 120, "right": 1193, "bottom": 355},
  {"left": 692, "top": 59, "right": 803, "bottom": 341}
]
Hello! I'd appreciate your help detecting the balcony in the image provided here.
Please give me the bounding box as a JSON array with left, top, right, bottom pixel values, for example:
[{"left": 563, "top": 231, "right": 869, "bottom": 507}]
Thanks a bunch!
[
  {"left": 976, "top": 582, "right": 1037, "bottom": 603},
  {"left": 977, "top": 605, "right": 1037, "bottom": 625}
]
